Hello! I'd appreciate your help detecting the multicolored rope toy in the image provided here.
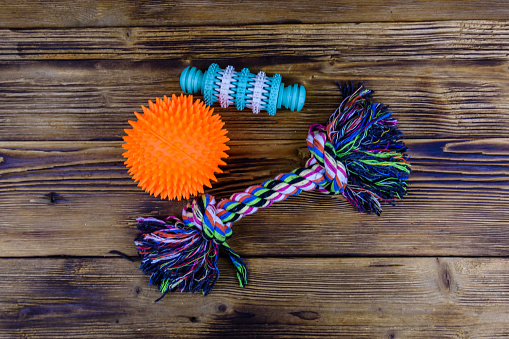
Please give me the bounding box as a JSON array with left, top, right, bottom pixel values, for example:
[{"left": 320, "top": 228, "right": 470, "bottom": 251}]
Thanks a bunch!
[
  {"left": 125, "top": 83, "right": 410, "bottom": 300},
  {"left": 180, "top": 63, "right": 306, "bottom": 115}
]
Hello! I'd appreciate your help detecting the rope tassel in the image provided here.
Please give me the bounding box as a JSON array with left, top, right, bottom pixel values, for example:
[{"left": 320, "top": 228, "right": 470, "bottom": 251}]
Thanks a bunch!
[{"left": 131, "top": 83, "right": 410, "bottom": 298}]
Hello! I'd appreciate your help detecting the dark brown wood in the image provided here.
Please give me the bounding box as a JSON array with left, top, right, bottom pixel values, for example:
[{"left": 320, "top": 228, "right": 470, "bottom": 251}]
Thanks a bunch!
[
  {"left": 2, "top": 22, "right": 509, "bottom": 61},
  {"left": 1, "top": 1, "right": 508, "bottom": 336},
  {"left": 1, "top": 139, "right": 508, "bottom": 257},
  {"left": 1, "top": 1, "right": 509, "bottom": 28},
  {"left": 2, "top": 257, "right": 509, "bottom": 338}
]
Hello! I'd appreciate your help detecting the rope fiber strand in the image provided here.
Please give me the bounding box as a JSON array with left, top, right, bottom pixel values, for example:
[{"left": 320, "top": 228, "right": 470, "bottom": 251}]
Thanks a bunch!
[{"left": 131, "top": 83, "right": 411, "bottom": 299}]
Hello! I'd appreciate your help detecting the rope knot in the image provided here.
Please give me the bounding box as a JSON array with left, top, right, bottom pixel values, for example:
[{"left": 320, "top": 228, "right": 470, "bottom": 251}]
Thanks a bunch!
[
  {"left": 306, "top": 123, "right": 348, "bottom": 194},
  {"left": 182, "top": 194, "right": 232, "bottom": 243}
]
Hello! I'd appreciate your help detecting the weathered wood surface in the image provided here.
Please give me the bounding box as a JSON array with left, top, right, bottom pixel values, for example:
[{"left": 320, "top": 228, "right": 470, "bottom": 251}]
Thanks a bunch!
[
  {"left": 1, "top": 1, "right": 509, "bottom": 28},
  {"left": 1, "top": 21, "right": 508, "bottom": 141},
  {"left": 2, "top": 22, "right": 509, "bottom": 61},
  {"left": 2, "top": 258, "right": 509, "bottom": 338},
  {"left": 0, "top": 58, "right": 508, "bottom": 141},
  {"left": 1, "top": 138, "right": 509, "bottom": 257},
  {"left": 1, "top": 1, "right": 509, "bottom": 337}
]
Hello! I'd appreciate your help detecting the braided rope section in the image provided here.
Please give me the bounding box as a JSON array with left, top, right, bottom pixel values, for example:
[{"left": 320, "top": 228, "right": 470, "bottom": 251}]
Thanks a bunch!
[{"left": 134, "top": 83, "right": 410, "bottom": 298}]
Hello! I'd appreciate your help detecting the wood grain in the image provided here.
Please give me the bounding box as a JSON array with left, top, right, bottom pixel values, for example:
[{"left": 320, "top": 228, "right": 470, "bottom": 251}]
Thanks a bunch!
[
  {"left": 2, "top": 22, "right": 509, "bottom": 61},
  {"left": 1, "top": 1, "right": 508, "bottom": 28},
  {"left": 1, "top": 257, "right": 509, "bottom": 338},
  {"left": 1, "top": 1, "right": 508, "bottom": 335},
  {"left": 1, "top": 139, "right": 508, "bottom": 257},
  {"left": 1, "top": 58, "right": 508, "bottom": 141}
]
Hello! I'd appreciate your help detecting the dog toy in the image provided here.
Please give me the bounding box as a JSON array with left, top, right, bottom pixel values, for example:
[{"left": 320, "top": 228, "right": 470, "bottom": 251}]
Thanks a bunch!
[
  {"left": 125, "top": 83, "right": 410, "bottom": 300},
  {"left": 180, "top": 63, "right": 306, "bottom": 115},
  {"left": 122, "top": 94, "right": 229, "bottom": 200}
]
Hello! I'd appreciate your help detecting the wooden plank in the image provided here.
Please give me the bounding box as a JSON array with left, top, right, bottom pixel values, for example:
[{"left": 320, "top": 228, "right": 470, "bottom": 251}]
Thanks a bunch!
[
  {"left": 1, "top": 1, "right": 509, "bottom": 28},
  {"left": 1, "top": 139, "right": 508, "bottom": 257},
  {"left": 0, "top": 59, "right": 508, "bottom": 141},
  {"left": 1, "top": 257, "right": 509, "bottom": 338},
  {"left": 2, "top": 22, "right": 509, "bottom": 61}
]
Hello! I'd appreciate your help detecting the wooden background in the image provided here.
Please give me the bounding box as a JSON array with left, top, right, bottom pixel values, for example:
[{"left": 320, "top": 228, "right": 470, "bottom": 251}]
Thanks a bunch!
[{"left": 1, "top": 1, "right": 509, "bottom": 337}]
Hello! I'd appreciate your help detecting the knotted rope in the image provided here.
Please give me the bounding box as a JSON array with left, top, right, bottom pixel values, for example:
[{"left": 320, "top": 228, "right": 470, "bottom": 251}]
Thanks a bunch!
[{"left": 133, "top": 83, "right": 410, "bottom": 298}]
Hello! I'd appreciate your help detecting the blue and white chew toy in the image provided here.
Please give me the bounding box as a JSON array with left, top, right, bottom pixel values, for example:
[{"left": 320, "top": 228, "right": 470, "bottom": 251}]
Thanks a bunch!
[{"left": 180, "top": 63, "right": 306, "bottom": 115}]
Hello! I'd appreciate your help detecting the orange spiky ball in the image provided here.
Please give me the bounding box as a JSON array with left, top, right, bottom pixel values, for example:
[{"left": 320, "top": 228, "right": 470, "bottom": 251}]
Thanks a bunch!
[{"left": 122, "top": 94, "right": 229, "bottom": 200}]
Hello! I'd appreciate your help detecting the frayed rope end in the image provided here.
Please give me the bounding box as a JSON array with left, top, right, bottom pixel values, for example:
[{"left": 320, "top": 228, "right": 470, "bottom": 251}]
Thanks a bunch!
[
  {"left": 330, "top": 82, "right": 411, "bottom": 215},
  {"left": 132, "top": 200, "right": 248, "bottom": 300}
]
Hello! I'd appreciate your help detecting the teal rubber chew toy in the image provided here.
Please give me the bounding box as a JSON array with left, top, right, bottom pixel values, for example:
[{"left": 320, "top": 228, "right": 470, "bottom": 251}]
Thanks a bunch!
[{"left": 180, "top": 63, "right": 306, "bottom": 115}]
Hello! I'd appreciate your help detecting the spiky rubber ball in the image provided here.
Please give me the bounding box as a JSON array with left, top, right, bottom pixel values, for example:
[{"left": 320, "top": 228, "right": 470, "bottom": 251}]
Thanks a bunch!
[{"left": 122, "top": 94, "right": 229, "bottom": 200}]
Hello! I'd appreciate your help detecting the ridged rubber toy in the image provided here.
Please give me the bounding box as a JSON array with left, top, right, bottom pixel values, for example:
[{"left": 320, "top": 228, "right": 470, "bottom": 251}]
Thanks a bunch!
[
  {"left": 122, "top": 94, "right": 229, "bottom": 201},
  {"left": 180, "top": 63, "right": 306, "bottom": 115}
]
